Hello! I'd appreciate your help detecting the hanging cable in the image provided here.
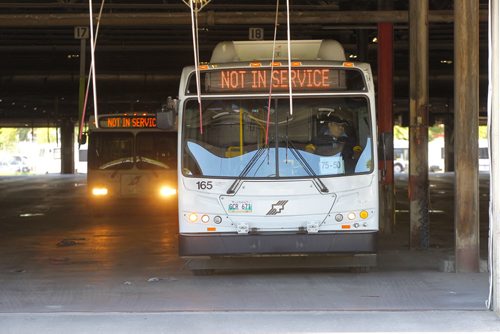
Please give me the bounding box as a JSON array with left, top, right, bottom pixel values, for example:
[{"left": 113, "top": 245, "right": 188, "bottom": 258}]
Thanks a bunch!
[
  {"left": 265, "top": 0, "right": 280, "bottom": 146},
  {"left": 189, "top": 0, "right": 204, "bottom": 134},
  {"left": 195, "top": 2, "right": 203, "bottom": 134},
  {"left": 88, "top": 0, "right": 99, "bottom": 128},
  {"left": 79, "top": 0, "right": 105, "bottom": 142},
  {"left": 286, "top": 0, "right": 293, "bottom": 116}
]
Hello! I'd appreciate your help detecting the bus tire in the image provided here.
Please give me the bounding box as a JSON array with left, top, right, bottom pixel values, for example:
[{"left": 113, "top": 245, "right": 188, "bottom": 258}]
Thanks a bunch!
[{"left": 394, "top": 163, "right": 402, "bottom": 174}]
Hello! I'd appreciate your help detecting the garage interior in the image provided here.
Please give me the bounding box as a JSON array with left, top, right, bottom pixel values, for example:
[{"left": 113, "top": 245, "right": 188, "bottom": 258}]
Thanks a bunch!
[{"left": 0, "top": 1, "right": 499, "bottom": 332}]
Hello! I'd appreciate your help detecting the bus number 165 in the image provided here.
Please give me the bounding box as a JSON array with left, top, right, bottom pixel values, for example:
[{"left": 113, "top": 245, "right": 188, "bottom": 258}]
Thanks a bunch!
[{"left": 196, "top": 181, "right": 213, "bottom": 190}]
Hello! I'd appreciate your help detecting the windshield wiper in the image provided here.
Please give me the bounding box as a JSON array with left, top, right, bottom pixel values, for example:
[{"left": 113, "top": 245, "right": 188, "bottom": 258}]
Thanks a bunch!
[
  {"left": 136, "top": 156, "right": 170, "bottom": 169},
  {"left": 99, "top": 156, "right": 133, "bottom": 170},
  {"left": 286, "top": 140, "right": 329, "bottom": 193},
  {"left": 226, "top": 146, "right": 268, "bottom": 194}
]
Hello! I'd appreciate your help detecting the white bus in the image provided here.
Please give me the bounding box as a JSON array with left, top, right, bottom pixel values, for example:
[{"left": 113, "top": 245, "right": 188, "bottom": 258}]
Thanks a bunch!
[
  {"left": 177, "top": 40, "right": 378, "bottom": 269},
  {"left": 86, "top": 112, "right": 177, "bottom": 213}
]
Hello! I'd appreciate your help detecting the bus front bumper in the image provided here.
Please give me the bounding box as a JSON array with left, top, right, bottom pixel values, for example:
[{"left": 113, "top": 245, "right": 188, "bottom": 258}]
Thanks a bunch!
[{"left": 179, "top": 231, "right": 377, "bottom": 256}]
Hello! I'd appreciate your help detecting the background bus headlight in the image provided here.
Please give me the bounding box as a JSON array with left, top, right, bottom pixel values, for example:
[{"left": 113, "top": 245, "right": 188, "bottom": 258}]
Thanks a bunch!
[
  {"left": 159, "top": 186, "right": 177, "bottom": 197},
  {"left": 91, "top": 187, "right": 108, "bottom": 196}
]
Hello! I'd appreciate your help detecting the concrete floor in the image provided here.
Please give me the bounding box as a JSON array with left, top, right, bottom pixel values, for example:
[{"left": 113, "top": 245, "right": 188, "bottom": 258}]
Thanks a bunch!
[{"left": 0, "top": 173, "right": 498, "bottom": 333}]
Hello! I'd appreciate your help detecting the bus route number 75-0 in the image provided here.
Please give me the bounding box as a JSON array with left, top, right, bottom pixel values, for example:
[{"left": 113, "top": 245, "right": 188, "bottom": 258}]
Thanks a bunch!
[{"left": 196, "top": 181, "right": 213, "bottom": 190}]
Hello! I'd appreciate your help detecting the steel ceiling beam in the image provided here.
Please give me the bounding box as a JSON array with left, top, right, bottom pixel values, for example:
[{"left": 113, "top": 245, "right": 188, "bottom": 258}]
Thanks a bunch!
[
  {"left": 0, "top": 41, "right": 489, "bottom": 52},
  {"left": 0, "top": 10, "right": 489, "bottom": 27}
]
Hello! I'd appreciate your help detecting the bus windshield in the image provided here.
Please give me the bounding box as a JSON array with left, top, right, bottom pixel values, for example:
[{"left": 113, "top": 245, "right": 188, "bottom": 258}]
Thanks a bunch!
[
  {"left": 89, "top": 132, "right": 176, "bottom": 170},
  {"left": 136, "top": 132, "right": 177, "bottom": 170},
  {"left": 182, "top": 96, "right": 373, "bottom": 178}
]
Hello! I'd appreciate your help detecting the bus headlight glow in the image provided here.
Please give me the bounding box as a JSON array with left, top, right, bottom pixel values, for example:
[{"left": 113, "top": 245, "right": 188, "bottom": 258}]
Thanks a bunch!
[
  {"left": 360, "top": 210, "right": 369, "bottom": 219},
  {"left": 159, "top": 186, "right": 177, "bottom": 197},
  {"left": 92, "top": 187, "right": 108, "bottom": 196},
  {"left": 347, "top": 212, "right": 356, "bottom": 220},
  {"left": 188, "top": 213, "right": 198, "bottom": 222},
  {"left": 201, "top": 214, "right": 210, "bottom": 223}
]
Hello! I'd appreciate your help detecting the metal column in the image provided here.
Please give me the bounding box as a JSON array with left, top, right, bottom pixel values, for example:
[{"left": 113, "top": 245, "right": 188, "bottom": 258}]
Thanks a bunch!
[
  {"left": 455, "top": 0, "right": 480, "bottom": 272},
  {"left": 76, "top": 26, "right": 88, "bottom": 142},
  {"left": 408, "top": 0, "right": 430, "bottom": 249},
  {"left": 60, "top": 119, "right": 75, "bottom": 174},
  {"left": 377, "top": 22, "right": 395, "bottom": 234}
]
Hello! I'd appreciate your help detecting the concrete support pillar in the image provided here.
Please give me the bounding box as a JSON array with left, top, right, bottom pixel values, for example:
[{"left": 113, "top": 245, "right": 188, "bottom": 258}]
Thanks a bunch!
[
  {"left": 60, "top": 119, "right": 75, "bottom": 174},
  {"left": 377, "top": 22, "right": 395, "bottom": 235},
  {"left": 444, "top": 115, "right": 454, "bottom": 172},
  {"left": 454, "top": 0, "right": 480, "bottom": 273},
  {"left": 408, "top": 0, "right": 430, "bottom": 249},
  {"left": 490, "top": 0, "right": 500, "bottom": 313},
  {"left": 77, "top": 34, "right": 87, "bottom": 143}
]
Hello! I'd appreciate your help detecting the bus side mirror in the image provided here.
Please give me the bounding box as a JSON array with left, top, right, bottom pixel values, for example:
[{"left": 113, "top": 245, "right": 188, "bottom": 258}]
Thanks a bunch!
[
  {"left": 157, "top": 110, "right": 175, "bottom": 130},
  {"left": 79, "top": 133, "right": 87, "bottom": 145},
  {"left": 158, "top": 96, "right": 178, "bottom": 130}
]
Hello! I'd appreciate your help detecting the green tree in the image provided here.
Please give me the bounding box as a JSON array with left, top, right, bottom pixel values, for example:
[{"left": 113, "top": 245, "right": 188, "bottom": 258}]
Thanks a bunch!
[
  {"left": 33, "top": 127, "right": 58, "bottom": 144},
  {"left": 428, "top": 124, "right": 444, "bottom": 141},
  {"left": 393, "top": 126, "right": 408, "bottom": 140},
  {"left": 479, "top": 125, "right": 487, "bottom": 139},
  {"left": 0, "top": 128, "right": 18, "bottom": 151},
  {"left": 17, "top": 128, "right": 31, "bottom": 141}
]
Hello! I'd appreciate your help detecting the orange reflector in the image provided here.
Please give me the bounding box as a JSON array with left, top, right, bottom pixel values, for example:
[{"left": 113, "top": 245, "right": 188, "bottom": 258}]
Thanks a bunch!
[
  {"left": 291, "top": 61, "right": 302, "bottom": 66},
  {"left": 271, "top": 61, "right": 282, "bottom": 67},
  {"left": 341, "top": 225, "right": 351, "bottom": 229},
  {"left": 250, "top": 62, "right": 262, "bottom": 67},
  {"left": 207, "top": 227, "right": 216, "bottom": 232},
  {"left": 343, "top": 62, "right": 355, "bottom": 67},
  {"left": 199, "top": 64, "right": 209, "bottom": 70}
]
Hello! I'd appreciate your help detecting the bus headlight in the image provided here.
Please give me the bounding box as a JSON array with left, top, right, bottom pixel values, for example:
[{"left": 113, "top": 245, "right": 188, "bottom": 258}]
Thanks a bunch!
[
  {"left": 91, "top": 187, "right": 108, "bottom": 196},
  {"left": 159, "top": 186, "right": 177, "bottom": 197},
  {"left": 188, "top": 213, "right": 198, "bottom": 222}
]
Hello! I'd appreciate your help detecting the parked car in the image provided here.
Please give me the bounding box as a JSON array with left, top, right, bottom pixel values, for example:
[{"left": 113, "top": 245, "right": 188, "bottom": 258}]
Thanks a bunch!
[
  {"left": 394, "top": 141, "right": 409, "bottom": 173},
  {"left": 8, "top": 155, "right": 31, "bottom": 173},
  {"left": 394, "top": 158, "right": 408, "bottom": 173}
]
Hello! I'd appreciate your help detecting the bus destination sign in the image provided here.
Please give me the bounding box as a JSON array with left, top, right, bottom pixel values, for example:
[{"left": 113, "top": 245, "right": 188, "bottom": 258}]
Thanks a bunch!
[
  {"left": 99, "top": 115, "right": 157, "bottom": 128},
  {"left": 206, "top": 68, "right": 346, "bottom": 93}
]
